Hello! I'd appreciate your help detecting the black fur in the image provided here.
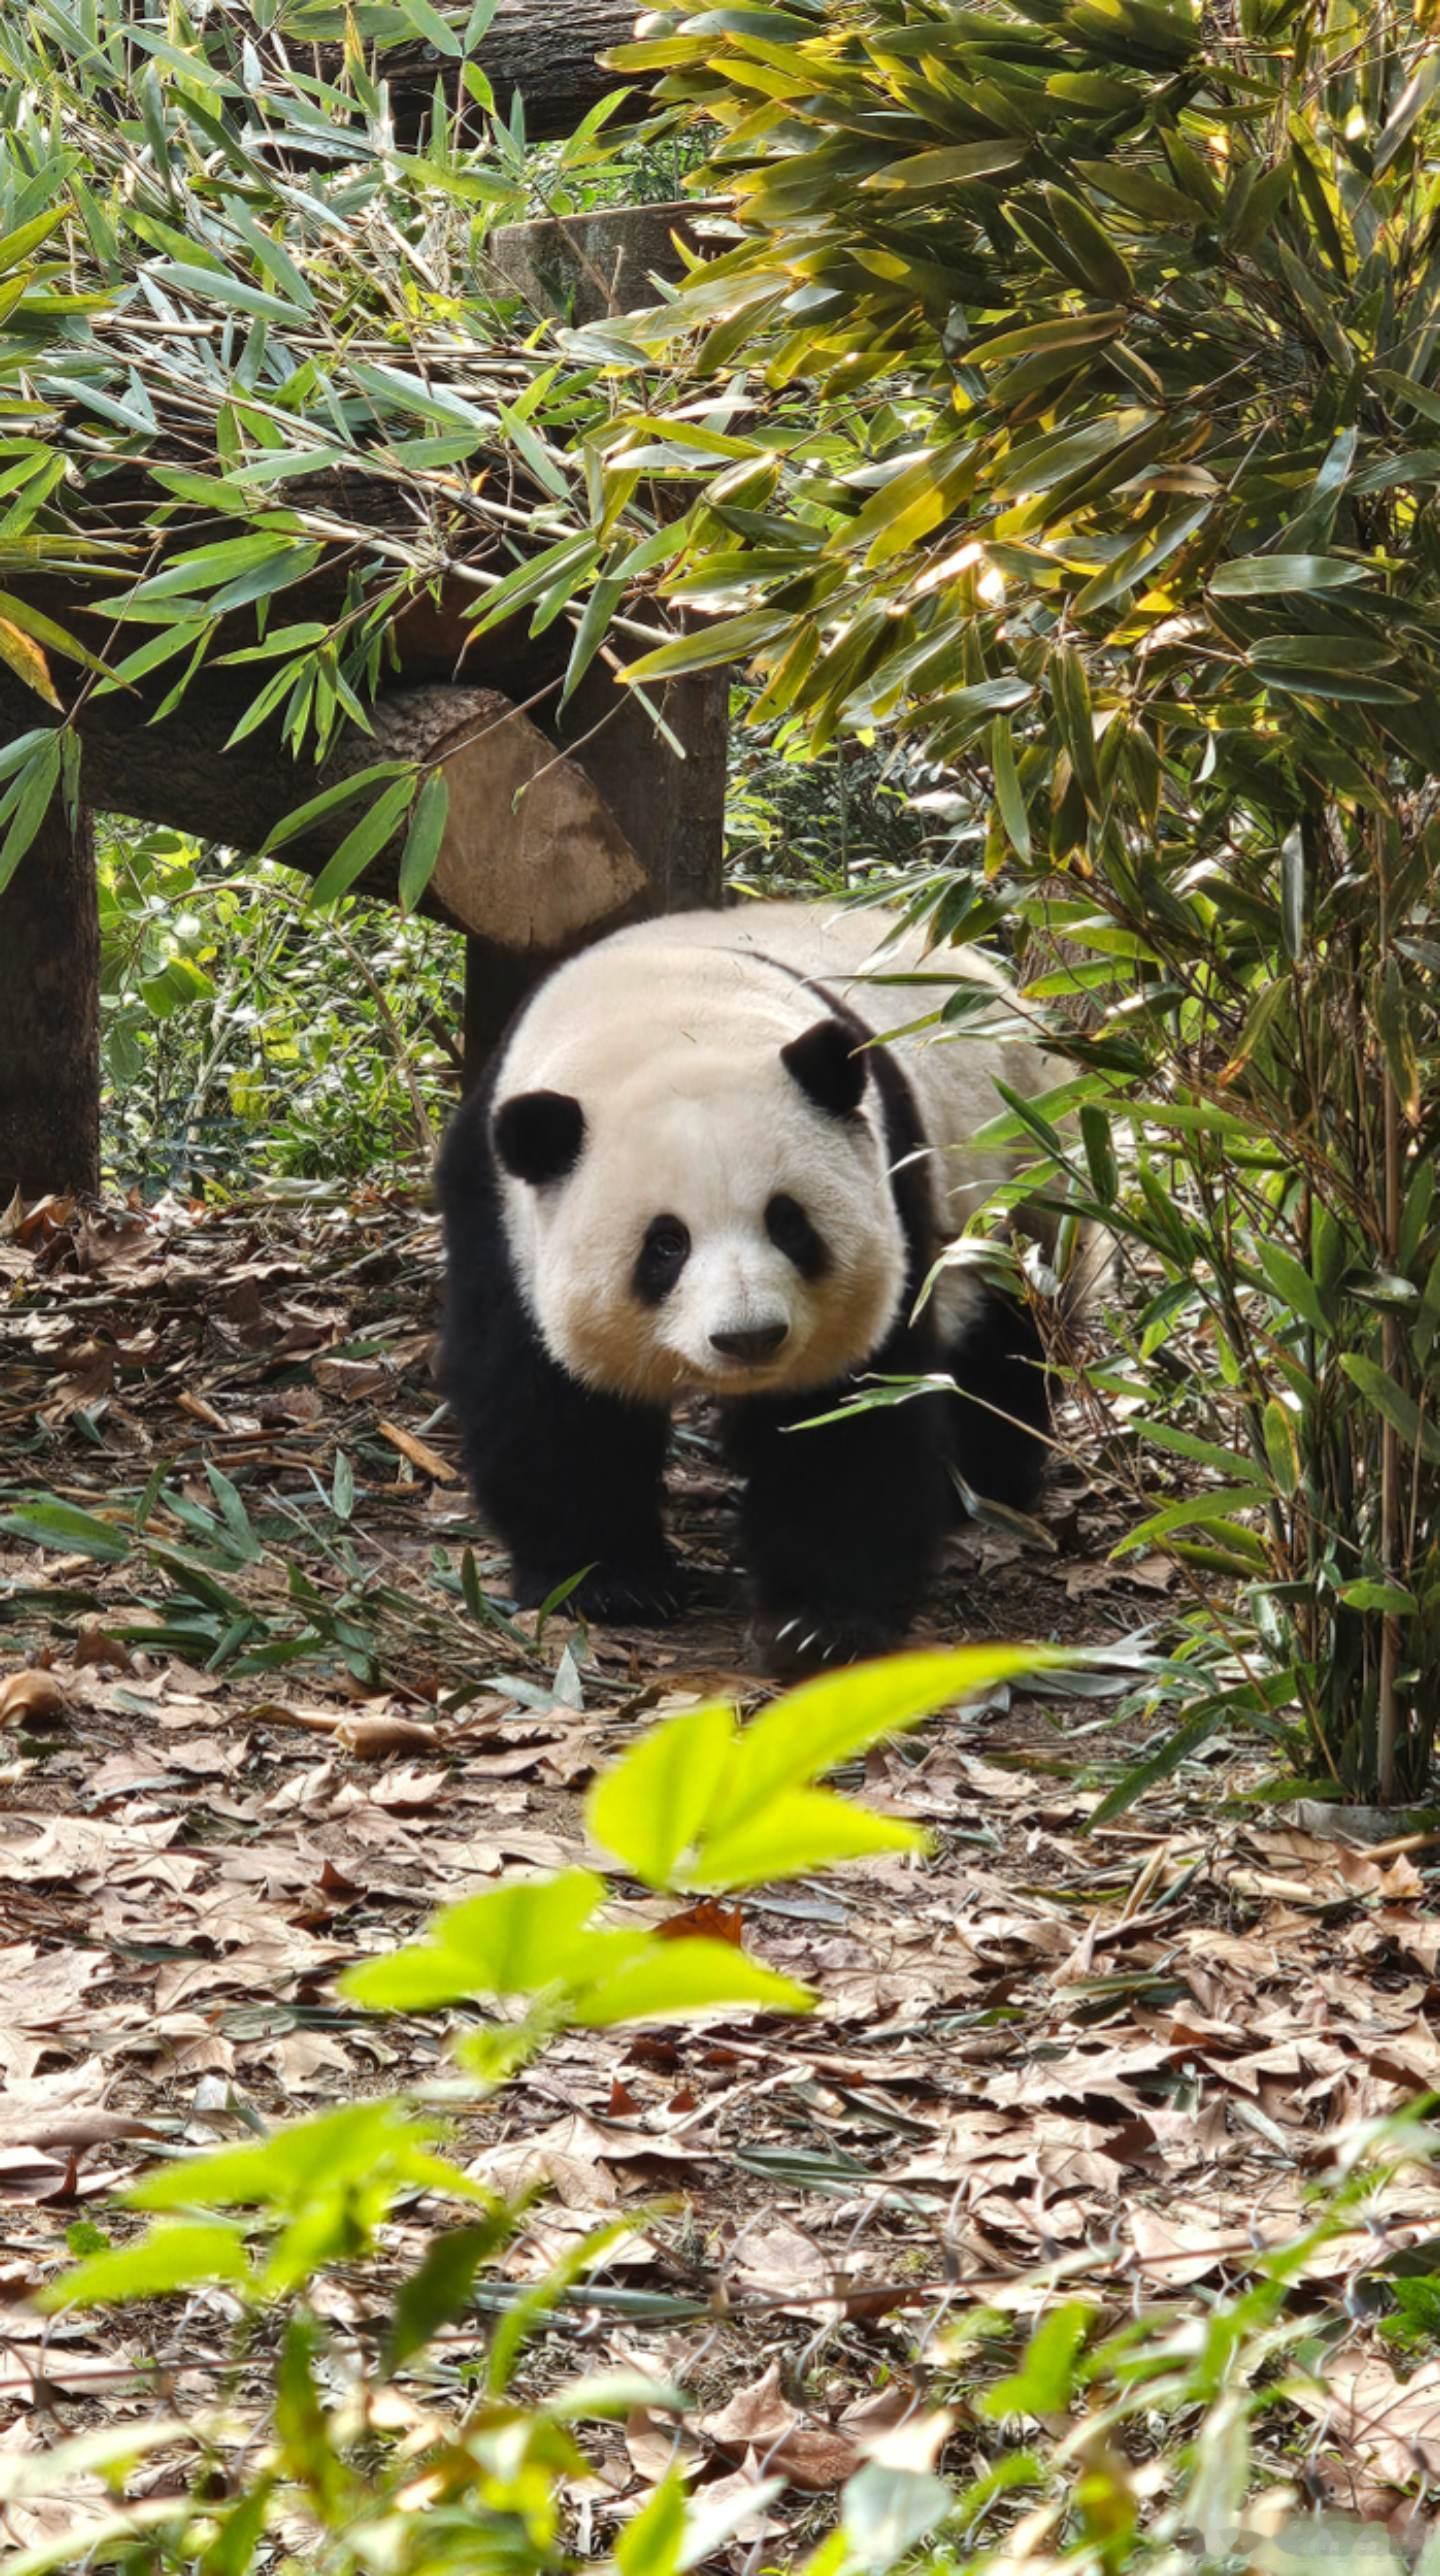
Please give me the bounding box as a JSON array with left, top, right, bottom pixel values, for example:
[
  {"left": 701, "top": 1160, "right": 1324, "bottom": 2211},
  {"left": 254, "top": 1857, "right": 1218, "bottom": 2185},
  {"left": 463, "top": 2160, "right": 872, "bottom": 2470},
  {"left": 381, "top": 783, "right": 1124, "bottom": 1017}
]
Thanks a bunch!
[
  {"left": 781, "top": 1015, "right": 867, "bottom": 1117},
  {"left": 722, "top": 990, "right": 1050, "bottom": 1675},
  {"left": 493, "top": 1089, "right": 584, "bottom": 1186},
  {"left": 633, "top": 1215, "right": 690, "bottom": 1308},
  {"left": 946, "top": 1285, "right": 1051, "bottom": 1510},
  {"left": 437, "top": 1076, "right": 683, "bottom": 1623},
  {"left": 765, "top": 1192, "right": 830, "bottom": 1281},
  {"left": 436, "top": 946, "right": 1053, "bottom": 1666}
]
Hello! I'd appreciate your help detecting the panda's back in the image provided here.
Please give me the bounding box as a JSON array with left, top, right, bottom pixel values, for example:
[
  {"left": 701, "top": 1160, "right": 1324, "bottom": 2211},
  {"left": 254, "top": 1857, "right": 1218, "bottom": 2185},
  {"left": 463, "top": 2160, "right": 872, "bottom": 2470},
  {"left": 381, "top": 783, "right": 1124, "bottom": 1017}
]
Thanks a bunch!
[{"left": 497, "top": 901, "right": 1061, "bottom": 1245}]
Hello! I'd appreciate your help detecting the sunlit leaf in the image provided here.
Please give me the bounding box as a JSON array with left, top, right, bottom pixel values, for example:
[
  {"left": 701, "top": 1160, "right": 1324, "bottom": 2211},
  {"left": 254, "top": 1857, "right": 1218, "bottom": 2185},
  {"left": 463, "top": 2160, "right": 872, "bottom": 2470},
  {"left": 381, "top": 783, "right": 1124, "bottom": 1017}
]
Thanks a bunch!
[{"left": 40, "top": 2223, "right": 248, "bottom": 2310}]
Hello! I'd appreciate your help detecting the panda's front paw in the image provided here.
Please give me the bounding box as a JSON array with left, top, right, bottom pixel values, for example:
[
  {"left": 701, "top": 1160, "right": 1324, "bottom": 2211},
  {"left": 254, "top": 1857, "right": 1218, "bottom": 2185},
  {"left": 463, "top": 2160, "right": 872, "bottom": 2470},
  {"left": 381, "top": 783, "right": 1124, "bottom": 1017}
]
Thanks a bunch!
[
  {"left": 751, "top": 1608, "right": 902, "bottom": 1681},
  {"left": 513, "top": 1557, "right": 692, "bottom": 1626}
]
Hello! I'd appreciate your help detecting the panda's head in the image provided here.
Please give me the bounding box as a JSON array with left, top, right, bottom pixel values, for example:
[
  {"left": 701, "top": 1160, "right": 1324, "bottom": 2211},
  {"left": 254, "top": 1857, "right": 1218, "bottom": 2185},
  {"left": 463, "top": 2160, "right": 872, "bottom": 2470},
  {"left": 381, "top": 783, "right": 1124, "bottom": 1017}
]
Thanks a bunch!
[{"left": 492, "top": 1016, "right": 909, "bottom": 1404}]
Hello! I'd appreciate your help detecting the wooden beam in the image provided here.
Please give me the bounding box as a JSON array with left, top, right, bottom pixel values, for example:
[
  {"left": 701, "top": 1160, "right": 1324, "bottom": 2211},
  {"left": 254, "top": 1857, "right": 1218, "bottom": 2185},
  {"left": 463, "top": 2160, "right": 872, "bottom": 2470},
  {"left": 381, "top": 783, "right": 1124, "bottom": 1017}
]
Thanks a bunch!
[{"left": 0, "top": 679, "right": 647, "bottom": 950}]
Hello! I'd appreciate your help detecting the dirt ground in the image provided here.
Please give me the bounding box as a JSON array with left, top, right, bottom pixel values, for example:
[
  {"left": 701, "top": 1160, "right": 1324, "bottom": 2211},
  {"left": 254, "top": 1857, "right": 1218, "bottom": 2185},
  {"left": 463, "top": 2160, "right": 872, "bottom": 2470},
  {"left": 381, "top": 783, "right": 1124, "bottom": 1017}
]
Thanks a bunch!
[{"left": 4, "top": 1186, "right": 1440, "bottom": 2560}]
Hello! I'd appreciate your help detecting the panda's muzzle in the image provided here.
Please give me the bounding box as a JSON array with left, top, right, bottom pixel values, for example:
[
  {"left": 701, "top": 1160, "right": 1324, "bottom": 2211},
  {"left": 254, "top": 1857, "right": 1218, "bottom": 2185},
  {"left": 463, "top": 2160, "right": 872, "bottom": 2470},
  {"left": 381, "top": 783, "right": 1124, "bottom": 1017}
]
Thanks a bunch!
[{"left": 709, "top": 1320, "right": 790, "bottom": 1364}]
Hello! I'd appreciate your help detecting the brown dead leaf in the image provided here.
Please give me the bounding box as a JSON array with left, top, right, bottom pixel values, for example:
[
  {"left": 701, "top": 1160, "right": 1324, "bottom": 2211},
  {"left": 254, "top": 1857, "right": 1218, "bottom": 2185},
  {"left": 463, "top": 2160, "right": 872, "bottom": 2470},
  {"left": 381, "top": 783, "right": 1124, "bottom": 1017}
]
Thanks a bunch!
[
  {"left": 764, "top": 2426, "right": 862, "bottom": 2491},
  {"left": 0, "top": 1671, "right": 68, "bottom": 1729},
  {"left": 656, "top": 1898, "right": 743, "bottom": 1948},
  {"left": 177, "top": 1389, "right": 228, "bottom": 1432},
  {"left": 1130, "top": 2205, "right": 1254, "bottom": 2286},
  {"left": 358, "top": 1765, "right": 452, "bottom": 1810},
  {"left": 256, "top": 1703, "right": 442, "bottom": 1758},
  {"left": 468, "top": 2123, "right": 619, "bottom": 2211},
  {"left": 312, "top": 1356, "right": 392, "bottom": 1399},
  {"left": 701, "top": 2363, "right": 798, "bottom": 2455},
  {"left": 72, "top": 1626, "right": 134, "bottom": 1674},
  {"left": 842, "top": 2389, "right": 956, "bottom": 2472},
  {"left": 471, "top": 2111, "right": 701, "bottom": 2201},
  {"left": 701, "top": 2366, "right": 861, "bottom": 2491},
  {"left": 0, "top": 2106, "right": 167, "bottom": 2153},
  {"left": 728, "top": 2222, "right": 826, "bottom": 2296},
  {"left": 623, "top": 2404, "right": 703, "bottom": 2484},
  {"left": 678, "top": 2463, "right": 780, "bottom": 2547},
  {"left": 1294, "top": 2353, "right": 1440, "bottom": 2482}
]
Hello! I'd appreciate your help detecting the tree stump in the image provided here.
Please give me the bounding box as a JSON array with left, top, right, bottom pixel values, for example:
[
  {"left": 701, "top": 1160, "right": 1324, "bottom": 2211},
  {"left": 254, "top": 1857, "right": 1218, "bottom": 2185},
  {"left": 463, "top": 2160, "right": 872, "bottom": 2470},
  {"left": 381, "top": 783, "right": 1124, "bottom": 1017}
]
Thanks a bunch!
[{"left": 486, "top": 200, "right": 728, "bottom": 326}]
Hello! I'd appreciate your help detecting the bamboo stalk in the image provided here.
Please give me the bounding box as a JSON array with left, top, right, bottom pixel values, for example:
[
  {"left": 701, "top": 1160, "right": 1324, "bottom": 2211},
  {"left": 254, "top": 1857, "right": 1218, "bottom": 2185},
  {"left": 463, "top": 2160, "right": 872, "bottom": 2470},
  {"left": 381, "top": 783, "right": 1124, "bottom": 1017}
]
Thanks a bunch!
[{"left": 1378, "top": 858, "right": 1401, "bottom": 1806}]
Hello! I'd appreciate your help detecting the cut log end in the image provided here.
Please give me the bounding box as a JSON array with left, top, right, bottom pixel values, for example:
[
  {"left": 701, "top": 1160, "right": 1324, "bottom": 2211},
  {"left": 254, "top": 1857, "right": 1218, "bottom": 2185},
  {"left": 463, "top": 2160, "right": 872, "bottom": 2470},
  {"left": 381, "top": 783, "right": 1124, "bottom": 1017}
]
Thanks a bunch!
[{"left": 425, "top": 692, "right": 647, "bottom": 949}]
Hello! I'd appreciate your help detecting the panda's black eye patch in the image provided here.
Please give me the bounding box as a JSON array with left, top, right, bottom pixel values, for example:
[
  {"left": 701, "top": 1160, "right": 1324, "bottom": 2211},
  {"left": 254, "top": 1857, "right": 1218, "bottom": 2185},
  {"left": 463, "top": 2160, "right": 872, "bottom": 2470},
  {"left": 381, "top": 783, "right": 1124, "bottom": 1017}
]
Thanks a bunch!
[
  {"left": 634, "top": 1215, "right": 690, "bottom": 1305},
  {"left": 766, "top": 1193, "right": 829, "bottom": 1280}
]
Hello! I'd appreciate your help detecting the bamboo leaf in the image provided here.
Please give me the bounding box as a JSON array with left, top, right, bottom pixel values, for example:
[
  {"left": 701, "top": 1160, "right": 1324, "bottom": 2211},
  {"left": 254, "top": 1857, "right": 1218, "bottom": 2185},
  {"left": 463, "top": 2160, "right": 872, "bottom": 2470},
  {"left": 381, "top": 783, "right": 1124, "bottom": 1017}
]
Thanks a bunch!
[
  {"left": 1340, "top": 1356, "right": 1440, "bottom": 1463},
  {"left": 1210, "top": 554, "right": 1371, "bottom": 595},
  {"left": 989, "top": 714, "right": 1031, "bottom": 860},
  {"left": 151, "top": 259, "right": 308, "bottom": 325},
  {"left": 1254, "top": 1241, "right": 1332, "bottom": 1338},
  {"left": 307, "top": 775, "right": 417, "bottom": 908},
  {"left": 1041, "top": 185, "right": 1133, "bottom": 298},
  {"left": 1114, "top": 1490, "right": 1272, "bottom": 1554},
  {"left": 261, "top": 764, "right": 411, "bottom": 856},
  {"left": 0, "top": 616, "right": 60, "bottom": 708},
  {"left": 1280, "top": 826, "right": 1304, "bottom": 963},
  {"left": 0, "top": 733, "right": 63, "bottom": 895},
  {"left": 396, "top": 771, "right": 449, "bottom": 915},
  {"left": 1262, "top": 1399, "right": 1300, "bottom": 1498},
  {"left": 395, "top": 0, "right": 464, "bottom": 53},
  {"left": 863, "top": 140, "right": 1029, "bottom": 195}
]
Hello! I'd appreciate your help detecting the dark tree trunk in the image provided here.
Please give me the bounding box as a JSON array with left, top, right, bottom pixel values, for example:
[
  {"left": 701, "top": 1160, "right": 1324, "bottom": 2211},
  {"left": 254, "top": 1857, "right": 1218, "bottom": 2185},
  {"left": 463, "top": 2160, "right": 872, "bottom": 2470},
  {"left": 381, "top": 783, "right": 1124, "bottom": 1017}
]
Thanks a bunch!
[
  {"left": 476, "top": 0, "right": 645, "bottom": 134},
  {"left": 0, "top": 796, "right": 99, "bottom": 1202},
  {"left": 367, "top": 2, "right": 646, "bottom": 144}
]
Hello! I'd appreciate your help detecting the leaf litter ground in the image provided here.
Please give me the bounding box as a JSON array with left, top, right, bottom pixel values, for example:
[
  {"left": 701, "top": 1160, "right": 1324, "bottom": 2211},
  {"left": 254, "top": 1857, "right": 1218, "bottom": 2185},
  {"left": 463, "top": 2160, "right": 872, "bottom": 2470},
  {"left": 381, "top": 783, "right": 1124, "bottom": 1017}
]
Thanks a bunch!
[{"left": 4, "top": 1185, "right": 1440, "bottom": 2559}]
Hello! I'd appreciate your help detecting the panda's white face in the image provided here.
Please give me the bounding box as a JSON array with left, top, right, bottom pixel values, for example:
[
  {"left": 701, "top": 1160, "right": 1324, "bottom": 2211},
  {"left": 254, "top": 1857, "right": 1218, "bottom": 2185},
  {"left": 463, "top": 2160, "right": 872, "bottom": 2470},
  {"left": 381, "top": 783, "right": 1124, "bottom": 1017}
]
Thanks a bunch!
[{"left": 493, "top": 1040, "right": 909, "bottom": 1406}]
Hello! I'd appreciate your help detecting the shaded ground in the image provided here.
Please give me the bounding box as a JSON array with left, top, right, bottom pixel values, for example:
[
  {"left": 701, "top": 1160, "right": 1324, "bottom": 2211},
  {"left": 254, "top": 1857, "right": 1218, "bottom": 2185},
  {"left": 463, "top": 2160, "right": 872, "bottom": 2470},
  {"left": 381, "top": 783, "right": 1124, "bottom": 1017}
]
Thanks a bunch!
[{"left": 4, "top": 1188, "right": 1440, "bottom": 2560}]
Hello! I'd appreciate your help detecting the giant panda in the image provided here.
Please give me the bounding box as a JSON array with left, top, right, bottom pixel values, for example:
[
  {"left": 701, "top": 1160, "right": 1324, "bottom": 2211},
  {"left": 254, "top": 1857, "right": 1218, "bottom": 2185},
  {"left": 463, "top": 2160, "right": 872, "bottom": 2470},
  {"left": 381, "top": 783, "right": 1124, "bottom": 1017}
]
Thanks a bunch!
[{"left": 437, "top": 900, "right": 1091, "bottom": 1677}]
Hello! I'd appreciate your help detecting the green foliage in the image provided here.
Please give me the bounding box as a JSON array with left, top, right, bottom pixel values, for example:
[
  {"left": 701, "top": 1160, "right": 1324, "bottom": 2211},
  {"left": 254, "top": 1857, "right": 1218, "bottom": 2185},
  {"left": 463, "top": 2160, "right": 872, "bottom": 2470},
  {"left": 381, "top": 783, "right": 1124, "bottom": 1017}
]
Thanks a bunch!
[
  {"left": 21, "top": 1643, "right": 1084, "bottom": 2574},
  {"left": 596, "top": 0, "right": 1440, "bottom": 1800},
  {"left": 18, "top": 1638, "right": 1434, "bottom": 2576},
  {"left": 0, "top": 1461, "right": 534, "bottom": 1693},
  {"left": 98, "top": 823, "right": 460, "bottom": 1189},
  {"left": 726, "top": 714, "right": 935, "bottom": 894},
  {"left": 0, "top": 4, "right": 693, "bottom": 889},
  {"left": 586, "top": 1645, "right": 1052, "bottom": 1888}
]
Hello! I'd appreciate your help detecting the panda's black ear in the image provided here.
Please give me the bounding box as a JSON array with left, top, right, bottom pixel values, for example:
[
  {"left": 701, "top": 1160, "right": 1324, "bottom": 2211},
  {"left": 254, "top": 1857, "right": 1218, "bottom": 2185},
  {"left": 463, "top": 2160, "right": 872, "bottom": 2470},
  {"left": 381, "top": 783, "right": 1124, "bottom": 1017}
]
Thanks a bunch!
[
  {"left": 782, "top": 1017, "right": 867, "bottom": 1119},
  {"left": 492, "top": 1089, "right": 585, "bottom": 1185}
]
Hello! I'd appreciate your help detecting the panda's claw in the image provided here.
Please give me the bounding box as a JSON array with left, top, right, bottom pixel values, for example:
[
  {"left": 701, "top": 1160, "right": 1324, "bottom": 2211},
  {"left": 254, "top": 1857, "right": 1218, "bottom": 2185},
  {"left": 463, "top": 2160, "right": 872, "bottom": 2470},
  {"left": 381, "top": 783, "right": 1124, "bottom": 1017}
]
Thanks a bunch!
[
  {"left": 751, "top": 1604, "right": 906, "bottom": 1680},
  {"left": 514, "top": 1556, "right": 692, "bottom": 1627}
]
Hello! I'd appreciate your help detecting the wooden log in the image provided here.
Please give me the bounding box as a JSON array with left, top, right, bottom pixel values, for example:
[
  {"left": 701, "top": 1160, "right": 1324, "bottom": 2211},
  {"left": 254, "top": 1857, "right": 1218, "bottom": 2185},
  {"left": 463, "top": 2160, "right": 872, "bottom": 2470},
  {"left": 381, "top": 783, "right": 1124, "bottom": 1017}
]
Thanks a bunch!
[
  {"left": 0, "top": 678, "right": 646, "bottom": 950},
  {"left": 371, "top": 1, "right": 648, "bottom": 145}
]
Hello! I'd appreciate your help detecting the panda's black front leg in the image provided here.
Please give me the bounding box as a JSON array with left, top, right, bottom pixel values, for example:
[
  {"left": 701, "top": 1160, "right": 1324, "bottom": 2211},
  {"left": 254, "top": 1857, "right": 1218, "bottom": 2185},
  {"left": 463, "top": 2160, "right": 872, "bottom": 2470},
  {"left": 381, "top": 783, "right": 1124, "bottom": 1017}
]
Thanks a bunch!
[
  {"left": 438, "top": 1107, "right": 682, "bottom": 1625},
  {"left": 727, "top": 1371, "right": 952, "bottom": 1680},
  {"left": 460, "top": 1332, "right": 680, "bottom": 1624}
]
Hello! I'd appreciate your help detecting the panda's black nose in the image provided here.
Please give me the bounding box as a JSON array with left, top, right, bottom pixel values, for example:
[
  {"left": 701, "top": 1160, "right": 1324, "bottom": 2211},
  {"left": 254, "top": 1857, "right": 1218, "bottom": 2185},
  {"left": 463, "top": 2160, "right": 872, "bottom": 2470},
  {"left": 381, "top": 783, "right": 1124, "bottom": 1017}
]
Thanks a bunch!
[{"left": 710, "top": 1321, "right": 789, "bottom": 1363}]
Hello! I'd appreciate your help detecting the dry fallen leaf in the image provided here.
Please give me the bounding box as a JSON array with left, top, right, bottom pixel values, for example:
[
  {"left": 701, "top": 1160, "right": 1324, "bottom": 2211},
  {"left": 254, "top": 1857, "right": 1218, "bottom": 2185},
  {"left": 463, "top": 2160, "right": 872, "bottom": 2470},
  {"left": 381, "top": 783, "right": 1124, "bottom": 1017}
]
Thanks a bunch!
[
  {"left": 701, "top": 2365, "right": 861, "bottom": 2491},
  {"left": 1293, "top": 2353, "right": 1440, "bottom": 2483},
  {"left": 0, "top": 1671, "right": 68, "bottom": 1729}
]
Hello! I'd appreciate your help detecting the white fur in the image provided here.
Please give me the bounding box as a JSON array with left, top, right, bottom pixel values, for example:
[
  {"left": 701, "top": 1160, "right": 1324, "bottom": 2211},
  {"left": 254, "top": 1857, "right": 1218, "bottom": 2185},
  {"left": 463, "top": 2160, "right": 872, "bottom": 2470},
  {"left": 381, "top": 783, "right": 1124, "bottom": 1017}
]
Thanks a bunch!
[{"left": 493, "top": 901, "right": 1067, "bottom": 1405}]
